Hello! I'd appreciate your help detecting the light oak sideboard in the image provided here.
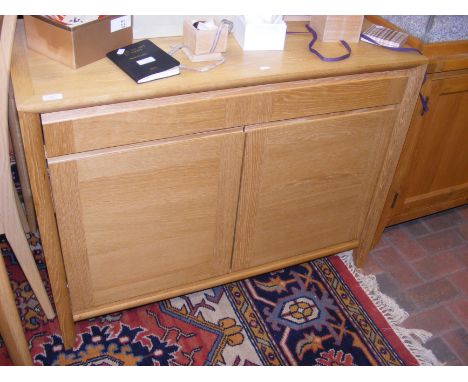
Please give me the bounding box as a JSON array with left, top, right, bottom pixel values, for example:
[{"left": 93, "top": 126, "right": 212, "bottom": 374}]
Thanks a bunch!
[{"left": 11, "top": 20, "right": 427, "bottom": 348}]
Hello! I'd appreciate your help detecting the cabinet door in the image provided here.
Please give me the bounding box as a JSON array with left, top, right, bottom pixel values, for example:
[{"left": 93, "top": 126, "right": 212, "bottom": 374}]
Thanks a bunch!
[
  {"left": 387, "top": 74, "right": 468, "bottom": 224},
  {"left": 47, "top": 129, "right": 244, "bottom": 314},
  {"left": 232, "top": 107, "right": 398, "bottom": 271}
]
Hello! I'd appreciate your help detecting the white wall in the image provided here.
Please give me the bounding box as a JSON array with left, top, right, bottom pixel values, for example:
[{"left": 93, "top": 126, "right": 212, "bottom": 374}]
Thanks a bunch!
[{"left": 132, "top": 15, "right": 233, "bottom": 38}]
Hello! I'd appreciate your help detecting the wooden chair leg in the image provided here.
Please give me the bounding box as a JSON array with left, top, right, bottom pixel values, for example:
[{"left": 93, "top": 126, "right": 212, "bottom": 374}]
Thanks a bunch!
[
  {"left": 5, "top": 184, "right": 55, "bottom": 320},
  {"left": 14, "top": 187, "right": 30, "bottom": 234},
  {"left": 0, "top": 254, "right": 33, "bottom": 365},
  {"left": 8, "top": 80, "right": 38, "bottom": 233}
]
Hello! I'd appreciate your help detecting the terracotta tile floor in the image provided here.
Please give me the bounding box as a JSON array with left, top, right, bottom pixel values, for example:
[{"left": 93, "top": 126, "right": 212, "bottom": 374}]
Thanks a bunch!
[{"left": 362, "top": 205, "right": 468, "bottom": 365}]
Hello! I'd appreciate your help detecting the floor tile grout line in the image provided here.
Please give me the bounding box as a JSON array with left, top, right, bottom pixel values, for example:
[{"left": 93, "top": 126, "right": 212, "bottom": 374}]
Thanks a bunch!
[
  {"left": 371, "top": 208, "right": 467, "bottom": 341},
  {"left": 445, "top": 302, "right": 468, "bottom": 330},
  {"left": 402, "top": 312, "right": 464, "bottom": 338},
  {"left": 389, "top": 239, "right": 430, "bottom": 278},
  {"left": 392, "top": 209, "right": 466, "bottom": 240},
  {"left": 371, "top": 243, "right": 427, "bottom": 289},
  {"left": 403, "top": 239, "right": 468, "bottom": 275},
  {"left": 426, "top": 335, "right": 464, "bottom": 365},
  {"left": 408, "top": 222, "right": 465, "bottom": 237},
  {"left": 394, "top": 236, "right": 467, "bottom": 260},
  {"left": 398, "top": 282, "right": 464, "bottom": 327},
  {"left": 438, "top": 328, "right": 468, "bottom": 363},
  {"left": 410, "top": 264, "right": 468, "bottom": 283}
]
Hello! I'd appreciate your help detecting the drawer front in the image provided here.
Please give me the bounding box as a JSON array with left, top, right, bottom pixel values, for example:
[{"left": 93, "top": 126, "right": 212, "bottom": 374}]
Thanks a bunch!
[
  {"left": 42, "top": 70, "right": 408, "bottom": 157},
  {"left": 47, "top": 129, "right": 244, "bottom": 314}
]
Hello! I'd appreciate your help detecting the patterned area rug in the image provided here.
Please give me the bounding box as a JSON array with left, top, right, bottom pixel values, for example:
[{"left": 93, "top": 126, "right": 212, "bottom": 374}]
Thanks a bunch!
[{"left": 0, "top": 234, "right": 439, "bottom": 366}]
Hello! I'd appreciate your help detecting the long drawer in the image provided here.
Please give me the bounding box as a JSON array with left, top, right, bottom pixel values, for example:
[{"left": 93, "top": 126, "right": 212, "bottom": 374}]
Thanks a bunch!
[{"left": 41, "top": 70, "right": 408, "bottom": 157}]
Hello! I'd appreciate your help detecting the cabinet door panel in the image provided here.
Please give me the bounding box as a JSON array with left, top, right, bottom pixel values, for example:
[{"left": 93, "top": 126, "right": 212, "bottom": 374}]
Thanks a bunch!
[
  {"left": 232, "top": 108, "right": 397, "bottom": 271},
  {"left": 389, "top": 75, "right": 468, "bottom": 223},
  {"left": 47, "top": 130, "right": 244, "bottom": 313}
]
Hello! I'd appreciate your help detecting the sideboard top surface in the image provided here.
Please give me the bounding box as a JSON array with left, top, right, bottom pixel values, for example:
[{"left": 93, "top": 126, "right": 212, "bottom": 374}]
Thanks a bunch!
[{"left": 11, "top": 20, "right": 426, "bottom": 113}]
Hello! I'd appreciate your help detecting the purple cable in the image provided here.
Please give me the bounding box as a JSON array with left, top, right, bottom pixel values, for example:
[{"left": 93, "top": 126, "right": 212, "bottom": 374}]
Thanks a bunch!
[
  {"left": 305, "top": 24, "right": 351, "bottom": 62},
  {"left": 359, "top": 33, "right": 429, "bottom": 115},
  {"left": 289, "top": 24, "right": 428, "bottom": 112},
  {"left": 418, "top": 71, "right": 429, "bottom": 115}
]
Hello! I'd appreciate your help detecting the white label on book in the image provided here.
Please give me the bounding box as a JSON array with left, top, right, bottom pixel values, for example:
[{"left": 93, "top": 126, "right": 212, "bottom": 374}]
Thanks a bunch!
[
  {"left": 111, "top": 16, "right": 132, "bottom": 33},
  {"left": 42, "top": 93, "right": 63, "bottom": 102},
  {"left": 137, "top": 56, "right": 156, "bottom": 65}
]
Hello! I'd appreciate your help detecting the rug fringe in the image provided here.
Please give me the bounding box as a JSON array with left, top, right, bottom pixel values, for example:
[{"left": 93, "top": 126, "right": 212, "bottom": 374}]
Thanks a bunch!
[{"left": 338, "top": 251, "right": 442, "bottom": 366}]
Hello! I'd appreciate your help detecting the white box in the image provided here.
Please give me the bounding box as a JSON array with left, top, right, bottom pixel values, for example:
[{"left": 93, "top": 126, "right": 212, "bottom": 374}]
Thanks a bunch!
[{"left": 232, "top": 16, "right": 287, "bottom": 51}]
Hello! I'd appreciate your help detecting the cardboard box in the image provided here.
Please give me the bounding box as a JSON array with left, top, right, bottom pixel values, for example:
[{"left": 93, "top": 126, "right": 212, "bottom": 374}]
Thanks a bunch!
[
  {"left": 233, "top": 16, "right": 287, "bottom": 51},
  {"left": 24, "top": 16, "right": 133, "bottom": 69},
  {"left": 183, "top": 18, "right": 229, "bottom": 55},
  {"left": 309, "top": 16, "right": 364, "bottom": 43}
]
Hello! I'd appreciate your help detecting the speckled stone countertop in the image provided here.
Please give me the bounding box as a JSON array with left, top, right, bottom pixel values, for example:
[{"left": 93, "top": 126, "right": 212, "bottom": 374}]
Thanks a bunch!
[{"left": 382, "top": 16, "right": 468, "bottom": 43}]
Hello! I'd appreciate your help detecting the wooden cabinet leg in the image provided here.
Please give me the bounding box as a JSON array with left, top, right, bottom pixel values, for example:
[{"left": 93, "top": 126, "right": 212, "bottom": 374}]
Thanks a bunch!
[
  {"left": 352, "top": 247, "right": 366, "bottom": 269},
  {"left": 0, "top": 254, "right": 33, "bottom": 365},
  {"left": 18, "top": 112, "right": 76, "bottom": 349},
  {"left": 353, "top": 66, "right": 427, "bottom": 270}
]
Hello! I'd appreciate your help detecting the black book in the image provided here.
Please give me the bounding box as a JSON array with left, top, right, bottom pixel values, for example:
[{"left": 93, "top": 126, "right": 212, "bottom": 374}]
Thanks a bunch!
[{"left": 107, "top": 39, "right": 180, "bottom": 83}]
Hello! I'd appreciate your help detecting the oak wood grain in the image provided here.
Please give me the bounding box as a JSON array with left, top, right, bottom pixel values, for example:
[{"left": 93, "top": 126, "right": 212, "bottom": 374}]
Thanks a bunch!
[
  {"left": 0, "top": 14, "right": 33, "bottom": 365},
  {"left": 0, "top": 254, "right": 32, "bottom": 364},
  {"left": 11, "top": 19, "right": 426, "bottom": 114},
  {"left": 354, "top": 65, "right": 426, "bottom": 266},
  {"left": 386, "top": 74, "right": 468, "bottom": 225},
  {"left": 73, "top": 240, "right": 357, "bottom": 321},
  {"left": 17, "top": 112, "right": 76, "bottom": 348},
  {"left": 309, "top": 16, "right": 364, "bottom": 43},
  {"left": 232, "top": 106, "right": 398, "bottom": 271},
  {"left": 368, "top": 18, "right": 468, "bottom": 247},
  {"left": 42, "top": 72, "right": 408, "bottom": 156},
  {"left": 11, "top": 16, "right": 428, "bottom": 338},
  {"left": 48, "top": 129, "right": 244, "bottom": 311},
  {"left": 46, "top": 160, "right": 93, "bottom": 312}
]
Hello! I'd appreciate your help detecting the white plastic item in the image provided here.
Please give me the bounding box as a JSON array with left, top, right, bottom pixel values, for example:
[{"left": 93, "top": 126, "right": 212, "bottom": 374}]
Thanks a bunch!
[{"left": 232, "top": 15, "right": 287, "bottom": 51}]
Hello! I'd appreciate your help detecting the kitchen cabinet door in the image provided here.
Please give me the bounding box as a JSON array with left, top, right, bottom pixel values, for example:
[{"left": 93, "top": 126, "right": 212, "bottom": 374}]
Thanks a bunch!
[
  {"left": 232, "top": 107, "right": 398, "bottom": 271},
  {"left": 387, "top": 74, "right": 468, "bottom": 224},
  {"left": 47, "top": 129, "right": 244, "bottom": 314}
]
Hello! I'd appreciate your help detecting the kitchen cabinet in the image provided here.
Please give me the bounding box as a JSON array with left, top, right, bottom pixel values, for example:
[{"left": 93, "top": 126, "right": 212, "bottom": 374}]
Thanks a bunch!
[{"left": 366, "top": 16, "right": 468, "bottom": 241}]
